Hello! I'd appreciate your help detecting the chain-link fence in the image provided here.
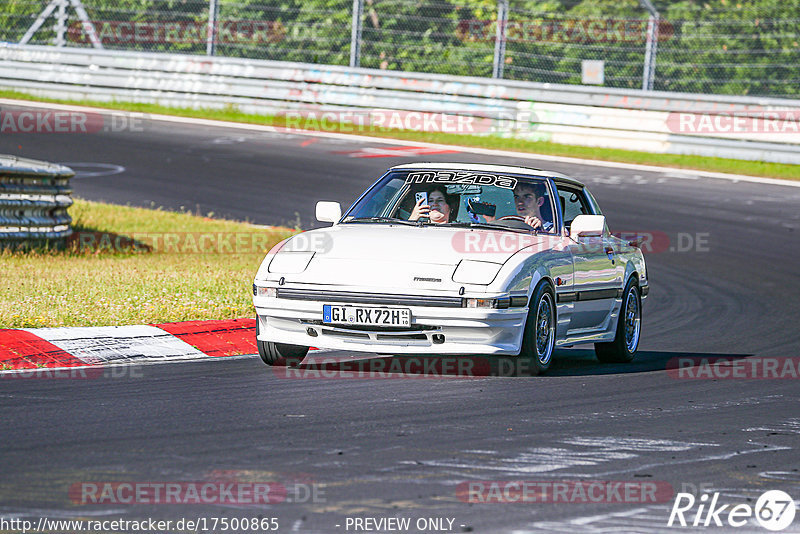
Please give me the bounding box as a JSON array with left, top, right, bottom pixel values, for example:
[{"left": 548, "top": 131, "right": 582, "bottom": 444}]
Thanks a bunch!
[{"left": 2, "top": 0, "right": 799, "bottom": 98}]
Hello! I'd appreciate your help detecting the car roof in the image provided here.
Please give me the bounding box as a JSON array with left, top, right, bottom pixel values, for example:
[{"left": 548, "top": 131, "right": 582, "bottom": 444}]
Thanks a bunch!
[{"left": 389, "top": 162, "right": 585, "bottom": 188}]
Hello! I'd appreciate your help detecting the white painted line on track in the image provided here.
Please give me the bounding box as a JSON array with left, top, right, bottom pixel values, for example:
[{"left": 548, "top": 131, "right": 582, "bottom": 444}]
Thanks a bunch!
[
  {"left": 2, "top": 97, "right": 798, "bottom": 189},
  {"left": 571, "top": 443, "right": 792, "bottom": 479},
  {"left": 23, "top": 325, "right": 206, "bottom": 364}
]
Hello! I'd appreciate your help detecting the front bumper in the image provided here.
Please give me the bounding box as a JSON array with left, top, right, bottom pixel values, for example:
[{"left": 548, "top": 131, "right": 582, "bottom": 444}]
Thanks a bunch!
[{"left": 254, "top": 289, "right": 528, "bottom": 355}]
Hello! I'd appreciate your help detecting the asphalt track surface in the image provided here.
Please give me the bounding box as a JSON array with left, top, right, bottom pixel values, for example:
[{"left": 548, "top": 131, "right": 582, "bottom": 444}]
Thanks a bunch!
[{"left": 2, "top": 110, "right": 800, "bottom": 533}]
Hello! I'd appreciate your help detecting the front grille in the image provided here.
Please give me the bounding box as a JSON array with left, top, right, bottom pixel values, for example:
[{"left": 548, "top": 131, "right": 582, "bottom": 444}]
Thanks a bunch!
[
  {"left": 302, "top": 321, "right": 439, "bottom": 342},
  {"left": 305, "top": 320, "right": 437, "bottom": 333},
  {"left": 276, "top": 288, "right": 463, "bottom": 308},
  {"left": 375, "top": 333, "right": 428, "bottom": 341},
  {"left": 325, "top": 330, "right": 370, "bottom": 340}
]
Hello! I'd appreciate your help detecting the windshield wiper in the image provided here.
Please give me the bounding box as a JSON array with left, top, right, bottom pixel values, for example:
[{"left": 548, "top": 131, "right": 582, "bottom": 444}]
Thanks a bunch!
[{"left": 344, "top": 216, "right": 417, "bottom": 226}]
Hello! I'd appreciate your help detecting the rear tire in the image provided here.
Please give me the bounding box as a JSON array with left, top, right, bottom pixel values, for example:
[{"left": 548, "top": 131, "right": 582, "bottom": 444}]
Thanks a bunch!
[
  {"left": 256, "top": 317, "right": 309, "bottom": 366},
  {"left": 518, "top": 281, "right": 556, "bottom": 376},
  {"left": 595, "top": 279, "right": 641, "bottom": 363}
]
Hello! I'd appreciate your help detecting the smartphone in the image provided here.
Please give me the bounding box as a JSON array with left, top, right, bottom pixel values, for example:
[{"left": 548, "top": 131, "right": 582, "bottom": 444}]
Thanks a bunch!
[
  {"left": 415, "top": 191, "right": 428, "bottom": 205},
  {"left": 467, "top": 198, "right": 496, "bottom": 218}
]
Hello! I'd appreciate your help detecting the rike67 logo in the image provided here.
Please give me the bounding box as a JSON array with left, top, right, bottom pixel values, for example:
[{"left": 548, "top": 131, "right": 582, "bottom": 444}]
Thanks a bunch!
[{"left": 668, "top": 490, "right": 796, "bottom": 531}]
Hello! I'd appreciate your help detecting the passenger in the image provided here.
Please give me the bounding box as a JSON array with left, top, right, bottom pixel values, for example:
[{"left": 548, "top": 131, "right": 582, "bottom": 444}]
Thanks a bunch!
[{"left": 408, "top": 185, "right": 459, "bottom": 224}]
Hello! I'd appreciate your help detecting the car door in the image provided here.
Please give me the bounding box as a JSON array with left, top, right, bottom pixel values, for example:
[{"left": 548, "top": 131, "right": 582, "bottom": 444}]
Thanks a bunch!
[{"left": 557, "top": 185, "right": 621, "bottom": 332}]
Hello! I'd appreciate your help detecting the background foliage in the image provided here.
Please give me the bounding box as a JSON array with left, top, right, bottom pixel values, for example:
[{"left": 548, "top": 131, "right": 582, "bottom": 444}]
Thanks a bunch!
[{"left": 2, "top": 0, "right": 798, "bottom": 96}]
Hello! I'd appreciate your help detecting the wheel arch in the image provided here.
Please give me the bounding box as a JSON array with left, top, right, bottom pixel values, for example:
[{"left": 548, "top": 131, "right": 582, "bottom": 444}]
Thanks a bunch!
[
  {"left": 625, "top": 271, "right": 640, "bottom": 289},
  {"left": 528, "top": 275, "right": 556, "bottom": 308},
  {"left": 622, "top": 261, "right": 641, "bottom": 291}
]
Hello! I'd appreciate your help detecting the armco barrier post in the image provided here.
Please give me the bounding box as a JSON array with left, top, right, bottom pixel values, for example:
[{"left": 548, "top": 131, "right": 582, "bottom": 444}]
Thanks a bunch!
[
  {"left": 492, "top": 0, "right": 508, "bottom": 79},
  {"left": 640, "top": 0, "right": 659, "bottom": 91},
  {"left": 349, "top": 0, "right": 363, "bottom": 68},
  {"left": 206, "top": 0, "right": 219, "bottom": 56},
  {"left": 54, "top": 0, "right": 67, "bottom": 47},
  {"left": 0, "top": 155, "right": 74, "bottom": 245}
]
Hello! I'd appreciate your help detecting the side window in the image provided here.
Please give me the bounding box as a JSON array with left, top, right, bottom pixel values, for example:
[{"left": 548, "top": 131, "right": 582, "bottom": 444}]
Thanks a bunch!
[
  {"left": 350, "top": 177, "right": 404, "bottom": 218},
  {"left": 557, "top": 187, "right": 592, "bottom": 229}
]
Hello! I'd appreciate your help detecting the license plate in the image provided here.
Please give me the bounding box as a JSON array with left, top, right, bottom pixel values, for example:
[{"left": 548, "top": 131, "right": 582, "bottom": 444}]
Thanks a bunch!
[{"left": 323, "top": 305, "right": 411, "bottom": 327}]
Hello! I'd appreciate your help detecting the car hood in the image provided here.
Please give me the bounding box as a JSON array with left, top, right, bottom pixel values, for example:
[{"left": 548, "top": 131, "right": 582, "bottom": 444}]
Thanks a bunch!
[{"left": 268, "top": 224, "right": 548, "bottom": 291}]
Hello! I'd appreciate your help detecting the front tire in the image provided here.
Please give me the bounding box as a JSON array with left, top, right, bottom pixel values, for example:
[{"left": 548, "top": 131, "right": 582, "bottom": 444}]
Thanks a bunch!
[
  {"left": 518, "top": 282, "right": 556, "bottom": 376},
  {"left": 256, "top": 317, "right": 309, "bottom": 366},
  {"left": 595, "top": 280, "right": 641, "bottom": 363}
]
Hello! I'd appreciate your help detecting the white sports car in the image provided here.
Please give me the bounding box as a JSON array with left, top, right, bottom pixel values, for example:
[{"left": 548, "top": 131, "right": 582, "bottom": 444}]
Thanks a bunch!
[{"left": 253, "top": 163, "right": 648, "bottom": 375}]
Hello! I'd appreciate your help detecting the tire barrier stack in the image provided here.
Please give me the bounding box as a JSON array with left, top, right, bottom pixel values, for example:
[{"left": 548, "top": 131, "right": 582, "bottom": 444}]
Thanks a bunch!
[{"left": 0, "top": 154, "right": 74, "bottom": 244}]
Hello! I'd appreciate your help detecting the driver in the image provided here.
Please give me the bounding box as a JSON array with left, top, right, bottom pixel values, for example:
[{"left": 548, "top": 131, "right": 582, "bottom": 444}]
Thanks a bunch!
[{"left": 486, "top": 181, "right": 553, "bottom": 232}]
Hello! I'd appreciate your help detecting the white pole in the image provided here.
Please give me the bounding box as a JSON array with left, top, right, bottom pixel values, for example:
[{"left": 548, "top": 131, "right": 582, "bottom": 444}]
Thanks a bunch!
[
  {"left": 55, "top": 0, "right": 67, "bottom": 46},
  {"left": 349, "top": 0, "right": 363, "bottom": 68},
  {"left": 639, "top": 0, "right": 659, "bottom": 91},
  {"left": 492, "top": 0, "right": 508, "bottom": 79},
  {"left": 207, "top": 0, "right": 219, "bottom": 56}
]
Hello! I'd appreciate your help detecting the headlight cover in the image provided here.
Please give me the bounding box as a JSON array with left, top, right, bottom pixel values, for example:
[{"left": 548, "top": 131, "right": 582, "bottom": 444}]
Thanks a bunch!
[
  {"left": 255, "top": 256, "right": 272, "bottom": 280},
  {"left": 268, "top": 251, "right": 315, "bottom": 274},
  {"left": 452, "top": 260, "right": 503, "bottom": 285},
  {"left": 255, "top": 237, "right": 292, "bottom": 280}
]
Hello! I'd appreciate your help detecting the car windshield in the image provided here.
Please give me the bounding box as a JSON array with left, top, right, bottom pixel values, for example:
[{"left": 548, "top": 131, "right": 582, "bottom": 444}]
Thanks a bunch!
[{"left": 342, "top": 169, "right": 557, "bottom": 233}]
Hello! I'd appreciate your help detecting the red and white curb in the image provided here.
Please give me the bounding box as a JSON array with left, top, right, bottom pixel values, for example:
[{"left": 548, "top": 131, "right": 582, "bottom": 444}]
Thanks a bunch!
[{"left": 0, "top": 319, "right": 263, "bottom": 374}]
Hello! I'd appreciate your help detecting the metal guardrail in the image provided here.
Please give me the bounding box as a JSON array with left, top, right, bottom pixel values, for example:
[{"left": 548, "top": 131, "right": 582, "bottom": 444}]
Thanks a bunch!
[
  {"left": 1, "top": 44, "right": 799, "bottom": 164},
  {"left": 0, "top": 154, "right": 73, "bottom": 242}
]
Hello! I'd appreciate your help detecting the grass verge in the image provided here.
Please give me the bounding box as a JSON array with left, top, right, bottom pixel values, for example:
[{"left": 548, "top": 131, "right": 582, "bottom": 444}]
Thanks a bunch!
[
  {"left": 1, "top": 199, "right": 294, "bottom": 328},
  {"left": 1, "top": 89, "right": 798, "bottom": 181}
]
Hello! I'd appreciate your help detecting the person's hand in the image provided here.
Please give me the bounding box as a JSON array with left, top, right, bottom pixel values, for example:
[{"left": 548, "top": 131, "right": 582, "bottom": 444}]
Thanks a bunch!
[
  {"left": 409, "top": 198, "right": 430, "bottom": 221},
  {"left": 484, "top": 214, "right": 496, "bottom": 223},
  {"left": 523, "top": 216, "right": 543, "bottom": 231}
]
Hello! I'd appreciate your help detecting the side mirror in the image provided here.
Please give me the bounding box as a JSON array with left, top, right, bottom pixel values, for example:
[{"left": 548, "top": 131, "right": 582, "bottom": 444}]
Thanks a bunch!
[
  {"left": 570, "top": 214, "right": 605, "bottom": 238},
  {"left": 316, "top": 201, "right": 342, "bottom": 224}
]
